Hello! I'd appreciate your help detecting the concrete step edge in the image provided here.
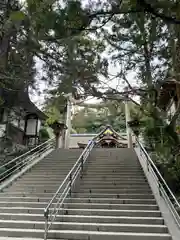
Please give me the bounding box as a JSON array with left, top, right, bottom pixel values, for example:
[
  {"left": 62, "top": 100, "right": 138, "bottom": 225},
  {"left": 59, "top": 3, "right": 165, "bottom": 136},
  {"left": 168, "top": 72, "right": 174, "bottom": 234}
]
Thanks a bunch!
[
  {"left": 0, "top": 220, "right": 167, "bottom": 228},
  {"left": 0, "top": 213, "right": 164, "bottom": 220},
  {"left": 63, "top": 208, "right": 160, "bottom": 213},
  {"left": 0, "top": 202, "right": 158, "bottom": 207},
  {"left": 0, "top": 228, "right": 171, "bottom": 237},
  {"left": 0, "top": 197, "right": 156, "bottom": 201},
  {"left": 0, "top": 207, "right": 161, "bottom": 213}
]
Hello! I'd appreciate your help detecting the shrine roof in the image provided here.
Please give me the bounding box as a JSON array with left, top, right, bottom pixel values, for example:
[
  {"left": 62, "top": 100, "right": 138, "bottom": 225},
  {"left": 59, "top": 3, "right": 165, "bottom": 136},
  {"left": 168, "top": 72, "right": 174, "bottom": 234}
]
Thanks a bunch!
[
  {"left": 0, "top": 88, "right": 47, "bottom": 120},
  {"left": 94, "top": 125, "right": 127, "bottom": 141}
]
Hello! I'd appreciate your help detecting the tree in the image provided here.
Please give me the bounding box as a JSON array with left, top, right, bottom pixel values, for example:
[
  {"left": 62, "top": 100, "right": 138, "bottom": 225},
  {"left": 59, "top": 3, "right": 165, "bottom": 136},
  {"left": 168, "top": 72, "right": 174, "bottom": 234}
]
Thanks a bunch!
[
  {"left": 43, "top": 33, "right": 108, "bottom": 108},
  {"left": 0, "top": 0, "right": 37, "bottom": 91},
  {"left": 72, "top": 100, "right": 126, "bottom": 133}
]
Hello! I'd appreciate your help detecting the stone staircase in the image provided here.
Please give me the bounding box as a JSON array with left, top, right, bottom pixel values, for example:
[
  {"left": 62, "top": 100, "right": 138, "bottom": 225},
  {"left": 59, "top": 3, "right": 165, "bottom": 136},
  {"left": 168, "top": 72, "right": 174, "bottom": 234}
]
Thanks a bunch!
[
  {"left": 0, "top": 148, "right": 175, "bottom": 239},
  {"left": 0, "top": 149, "right": 82, "bottom": 238}
]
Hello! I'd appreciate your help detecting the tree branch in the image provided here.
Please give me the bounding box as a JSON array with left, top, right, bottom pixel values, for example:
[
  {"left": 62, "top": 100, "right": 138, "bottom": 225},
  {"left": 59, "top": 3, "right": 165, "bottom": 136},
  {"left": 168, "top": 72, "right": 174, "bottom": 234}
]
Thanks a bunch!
[
  {"left": 87, "top": 0, "right": 180, "bottom": 25},
  {"left": 138, "top": 0, "right": 180, "bottom": 24}
]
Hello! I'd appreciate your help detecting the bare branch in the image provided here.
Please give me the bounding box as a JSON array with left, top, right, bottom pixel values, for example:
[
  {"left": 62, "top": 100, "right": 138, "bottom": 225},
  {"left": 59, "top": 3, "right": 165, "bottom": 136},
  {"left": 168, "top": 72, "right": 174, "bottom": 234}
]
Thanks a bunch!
[{"left": 138, "top": 0, "right": 180, "bottom": 24}]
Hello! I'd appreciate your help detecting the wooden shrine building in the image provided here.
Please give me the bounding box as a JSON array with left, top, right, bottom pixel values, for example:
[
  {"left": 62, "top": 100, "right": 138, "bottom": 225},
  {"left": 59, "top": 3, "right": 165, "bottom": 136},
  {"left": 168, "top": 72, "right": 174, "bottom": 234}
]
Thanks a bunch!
[
  {"left": 0, "top": 88, "right": 47, "bottom": 146},
  {"left": 77, "top": 125, "right": 134, "bottom": 149}
]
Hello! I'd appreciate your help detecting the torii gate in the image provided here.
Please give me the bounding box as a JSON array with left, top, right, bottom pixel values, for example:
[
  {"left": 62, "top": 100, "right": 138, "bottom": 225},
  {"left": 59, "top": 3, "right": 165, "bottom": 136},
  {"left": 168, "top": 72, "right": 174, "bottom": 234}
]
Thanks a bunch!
[{"left": 64, "top": 94, "right": 133, "bottom": 149}]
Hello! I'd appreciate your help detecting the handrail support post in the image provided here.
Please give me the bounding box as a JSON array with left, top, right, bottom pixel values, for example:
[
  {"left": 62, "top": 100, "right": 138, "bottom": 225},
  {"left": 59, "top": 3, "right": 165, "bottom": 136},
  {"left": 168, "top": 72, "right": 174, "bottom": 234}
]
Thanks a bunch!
[
  {"left": 69, "top": 173, "right": 72, "bottom": 197},
  {"left": 44, "top": 209, "right": 49, "bottom": 240},
  {"left": 80, "top": 156, "right": 84, "bottom": 179},
  {"left": 158, "top": 180, "right": 162, "bottom": 196}
]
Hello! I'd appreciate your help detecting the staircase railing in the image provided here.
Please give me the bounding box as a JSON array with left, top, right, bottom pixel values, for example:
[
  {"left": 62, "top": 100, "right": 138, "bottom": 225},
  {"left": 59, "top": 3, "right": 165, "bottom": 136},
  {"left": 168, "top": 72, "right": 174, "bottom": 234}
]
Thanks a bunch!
[
  {"left": 135, "top": 137, "right": 180, "bottom": 228},
  {"left": 44, "top": 139, "right": 95, "bottom": 240},
  {"left": 0, "top": 138, "right": 55, "bottom": 184}
]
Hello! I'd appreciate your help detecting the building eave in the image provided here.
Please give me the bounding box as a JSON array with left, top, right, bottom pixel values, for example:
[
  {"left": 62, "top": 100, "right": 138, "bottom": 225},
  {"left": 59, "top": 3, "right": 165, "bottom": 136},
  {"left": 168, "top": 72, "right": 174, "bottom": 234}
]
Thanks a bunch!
[{"left": 0, "top": 89, "right": 47, "bottom": 120}]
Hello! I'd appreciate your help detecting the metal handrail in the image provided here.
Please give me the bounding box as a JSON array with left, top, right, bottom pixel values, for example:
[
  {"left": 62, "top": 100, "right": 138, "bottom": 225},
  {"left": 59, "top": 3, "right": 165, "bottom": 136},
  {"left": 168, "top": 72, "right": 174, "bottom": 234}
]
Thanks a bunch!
[
  {"left": 135, "top": 137, "right": 180, "bottom": 227},
  {"left": 44, "top": 139, "right": 95, "bottom": 240},
  {"left": 0, "top": 138, "right": 55, "bottom": 183}
]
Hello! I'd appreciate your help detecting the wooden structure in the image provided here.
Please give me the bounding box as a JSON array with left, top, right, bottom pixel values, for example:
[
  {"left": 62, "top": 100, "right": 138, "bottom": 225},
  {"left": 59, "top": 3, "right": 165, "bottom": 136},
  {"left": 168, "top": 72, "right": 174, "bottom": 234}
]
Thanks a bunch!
[
  {"left": 0, "top": 89, "right": 47, "bottom": 146},
  {"left": 94, "top": 125, "right": 130, "bottom": 148},
  {"left": 77, "top": 125, "right": 134, "bottom": 148}
]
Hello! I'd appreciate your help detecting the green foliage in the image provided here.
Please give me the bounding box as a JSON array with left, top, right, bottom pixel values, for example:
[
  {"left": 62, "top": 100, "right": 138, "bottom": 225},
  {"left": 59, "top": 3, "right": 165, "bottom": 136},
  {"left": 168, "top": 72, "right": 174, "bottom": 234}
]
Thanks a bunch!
[
  {"left": 72, "top": 101, "right": 126, "bottom": 133},
  {"left": 44, "top": 105, "right": 65, "bottom": 125},
  {"left": 10, "top": 11, "right": 26, "bottom": 22},
  {"left": 39, "top": 128, "right": 50, "bottom": 142}
]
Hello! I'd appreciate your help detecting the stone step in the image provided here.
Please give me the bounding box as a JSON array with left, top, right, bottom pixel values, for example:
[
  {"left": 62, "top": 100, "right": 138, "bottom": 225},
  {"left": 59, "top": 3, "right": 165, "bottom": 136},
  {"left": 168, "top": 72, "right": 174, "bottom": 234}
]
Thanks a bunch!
[
  {"left": 82, "top": 170, "right": 144, "bottom": 173},
  {"left": 5, "top": 187, "right": 151, "bottom": 194},
  {"left": 62, "top": 208, "right": 161, "bottom": 217},
  {"left": 84, "top": 164, "right": 142, "bottom": 167},
  {"left": 20, "top": 174, "right": 74, "bottom": 177},
  {"left": 83, "top": 167, "right": 143, "bottom": 170},
  {"left": 82, "top": 173, "right": 145, "bottom": 177},
  {"left": 87, "top": 165, "right": 141, "bottom": 167},
  {"left": 31, "top": 167, "right": 78, "bottom": 170},
  {"left": 58, "top": 215, "right": 164, "bottom": 225},
  {"left": 0, "top": 207, "right": 48, "bottom": 214},
  {"left": 88, "top": 161, "right": 139, "bottom": 163},
  {"left": 63, "top": 203, "right": 158, "bottom": 211},
  {"left": 18, "top": 177, "right": 65, "bottom": 181},
  {"left": 73, "top": 189, "right": 152, "bottom": 194},
  {"left": 0, "top": 228, "right": 171, "bottom": 239},
  {"left": 12, "top": 183, "right": 150, "bottom": 189},
  {"left": 0, "top": 192, "right": 155, "bottom": 199},
  {"left": 3, "top": 188, "right": 57, "bottom": 193},
  {"left": 0, "top": 202, "right": 158, "bottom": 211},
  {"left": 14, "top": 179, "right": 148, "bottom": 184},
  {"left": 33, "top": 160, "right": 78, "bottom": 164},
  {"left": 0, "top": 207, "right": 162, "bottom": 217},
  {"left": 0, "top": 213, "right": 164, "bottom": 225},
  {"left": 35, "top": 159, "right": 80, "bottom": 162},
  {"left": 0, "top": 192, "right": 55, "bottom": 197},
  {"left": 0, "top": 220, "right": 168, "bottom": 233},
  {"left": 79, "top": 178, "right": 148, "bottom": 182},
  {"left": 25, "top": 171, "right": 74, "bottom": 175},
  {"left": 76, "top": 184, "right": 150, "bottom": 189},
  {"left": 86, "top": 162, "right": 140, "bottom": 165},
  {"left": 19, "top": 176, "right": 147, "bottom": 181},
  {"left": 0, "top": 197, "right": 156, "bottom": 204},
  {"left": 72, "top": 193, "right": 155, "bottom": 199},
  {"left": 66, "top": 198, "right": 156, "bottom": 205},
  {"left": 79, "top": 177, "right": 147, "bottom": 181},
  {"left": 34, "top": 162, "right": 79, "bottom": 166},
  {"left": 11, "top": 183, "right": 64, "bottom": 188}
]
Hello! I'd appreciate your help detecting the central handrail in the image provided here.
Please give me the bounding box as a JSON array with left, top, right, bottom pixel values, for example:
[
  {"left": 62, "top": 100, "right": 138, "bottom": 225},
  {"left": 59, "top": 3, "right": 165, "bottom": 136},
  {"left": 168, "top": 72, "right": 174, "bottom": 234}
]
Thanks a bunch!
[
  {"left": 135, "top": 137, "right": 180, "bottom": 227},
  {"left": 44, "top": 139, "right": 95, "bottom": 240}
]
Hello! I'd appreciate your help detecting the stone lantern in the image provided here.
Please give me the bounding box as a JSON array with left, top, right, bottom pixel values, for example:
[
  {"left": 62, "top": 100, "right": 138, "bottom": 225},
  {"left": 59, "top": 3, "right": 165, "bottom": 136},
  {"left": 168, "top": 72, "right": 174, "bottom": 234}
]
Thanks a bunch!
[
  {"left": 49, "top": 121, "right": 67, "bottom": 149},
  {"left": 127, "top": 119, "right": 140, "bottom": 137}
]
